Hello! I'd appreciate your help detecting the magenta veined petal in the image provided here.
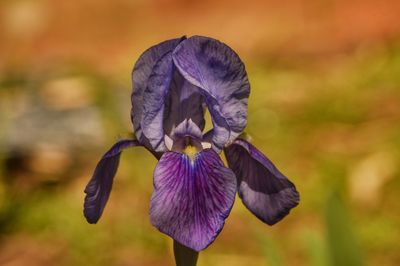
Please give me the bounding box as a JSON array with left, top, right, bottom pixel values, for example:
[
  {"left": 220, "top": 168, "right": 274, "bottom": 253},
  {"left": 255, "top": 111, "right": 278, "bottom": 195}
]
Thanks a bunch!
[{"left": 150, "top": 149, "right": 236, "bottom": 251}]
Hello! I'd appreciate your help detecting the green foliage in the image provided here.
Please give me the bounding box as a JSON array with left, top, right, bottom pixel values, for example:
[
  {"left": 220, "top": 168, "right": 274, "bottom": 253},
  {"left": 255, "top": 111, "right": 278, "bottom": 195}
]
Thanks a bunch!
[{"left": 325, "top": 192, "right": 364, "bottom": 266}]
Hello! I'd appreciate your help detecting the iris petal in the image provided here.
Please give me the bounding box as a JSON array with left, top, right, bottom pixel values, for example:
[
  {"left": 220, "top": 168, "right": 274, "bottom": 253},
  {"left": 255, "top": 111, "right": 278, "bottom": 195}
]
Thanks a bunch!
[
  {"left": 163, "top": 71, "right": 205, "bottom": 135},
  {"left": 170, "top": 118, "right": 203, "bottom": 140},
  {"left": 84, "top": 139, "right": 140, "bottom": 224},
  {"left": 141, "top": 51, "right": 175, "bottom": 152},
  {"left": 139, "top": 41, "right": 205, "bottom": 152},
  {"left": 150, "top": 149, "right": 236, "bottom": 251},
  {"left": 224, "top": 139, "right": 299, "bottom": 225},
  {"left": 172, "top": 35, "right": 250, "bottom": 151},
  {"left": 131, "top": 37, "right": 185, "bottom": 144}
]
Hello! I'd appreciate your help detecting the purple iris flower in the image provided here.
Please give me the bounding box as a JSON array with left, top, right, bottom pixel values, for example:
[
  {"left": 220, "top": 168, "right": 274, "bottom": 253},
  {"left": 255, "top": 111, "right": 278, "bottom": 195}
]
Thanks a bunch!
[{"left": 83, "top": 36, "right": 299, "bottom": 252}]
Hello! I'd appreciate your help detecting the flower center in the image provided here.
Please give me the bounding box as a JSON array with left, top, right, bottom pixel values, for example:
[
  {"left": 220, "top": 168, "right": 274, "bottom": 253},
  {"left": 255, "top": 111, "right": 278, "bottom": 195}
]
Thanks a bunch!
[{"left": 183, "top": 145, "right": 198, "bottom": 161}]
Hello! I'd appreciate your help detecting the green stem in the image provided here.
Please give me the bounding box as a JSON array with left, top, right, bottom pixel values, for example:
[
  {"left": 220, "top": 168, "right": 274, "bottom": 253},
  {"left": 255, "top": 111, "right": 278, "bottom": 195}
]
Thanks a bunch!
[{"left": 173, "top": 240, "right": 199, "bottom": 266}]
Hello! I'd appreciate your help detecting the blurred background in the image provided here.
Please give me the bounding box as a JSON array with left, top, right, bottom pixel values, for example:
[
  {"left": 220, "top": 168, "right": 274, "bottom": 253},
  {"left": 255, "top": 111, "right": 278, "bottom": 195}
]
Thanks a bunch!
[{"left": 1, "top": 0, "right": 400, "bottom": 265}]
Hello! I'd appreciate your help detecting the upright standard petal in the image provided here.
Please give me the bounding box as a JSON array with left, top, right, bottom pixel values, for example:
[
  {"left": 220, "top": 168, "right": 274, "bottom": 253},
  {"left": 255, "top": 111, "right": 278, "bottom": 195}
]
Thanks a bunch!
[
  {"left": 140, "top": 44, "right": 205, "bottom": 153},
  {"left": 163, "top": 71, "right": 205, "bottom": 135},
  {"left": 170, "top": 118, "right": 203, "bottom": 140},
  {"left": 141, "top": 51, "right": 175, "bottom": 152},
  {"left": 150, "top": 149, "right": 236, "bottom": 251},
  {"left": 172, "top": 36, "right": 250, "bottom": 151},
  {"left": 224, "top": 139, "right": 299, "bottom": 225},
  {"left": 131, "top": 37, "right": 185, "bottom": 143},
  {"left": 84, "top": 139, "right": 140, "bottom": 224}
]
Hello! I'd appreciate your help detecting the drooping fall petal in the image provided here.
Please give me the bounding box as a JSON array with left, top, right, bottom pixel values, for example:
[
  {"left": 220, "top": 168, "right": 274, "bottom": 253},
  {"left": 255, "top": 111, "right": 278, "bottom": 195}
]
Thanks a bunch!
[
  {"left": 224, "top": 138, "right": 299, "bottom": 225},
  {"left": 150, "top": 149, "right": 236, "bottom": 251},
  {"left": 84, "top": 139, "right": 140, "bottom": 224}
]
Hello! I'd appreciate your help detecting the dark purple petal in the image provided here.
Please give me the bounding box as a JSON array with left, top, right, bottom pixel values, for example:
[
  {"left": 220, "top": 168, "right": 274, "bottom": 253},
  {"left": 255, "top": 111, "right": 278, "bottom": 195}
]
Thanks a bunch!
[
  {"left": 131, "top": 37, "right": 185, "bottom": 143},
  {"left": 172, "top": 36, "right": 250, "bottom": 151},
  {"left": 224, "top": 139, "right": 299, "bottom": 225},
  {"left": 84, "top": 139, "right": 140, "bottom": 224},
  {"left": 163, "top": 71, "right": 205, "bottom": 135},
  {"left": 150, "top": 149, "right": 236, "bottom": 251}
]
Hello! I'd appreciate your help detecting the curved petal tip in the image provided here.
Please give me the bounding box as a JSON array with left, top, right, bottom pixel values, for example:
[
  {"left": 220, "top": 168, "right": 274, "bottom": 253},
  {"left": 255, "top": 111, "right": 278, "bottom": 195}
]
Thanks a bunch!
[{"left": 224, "top": 138, "right": 299, "bottom": 225}]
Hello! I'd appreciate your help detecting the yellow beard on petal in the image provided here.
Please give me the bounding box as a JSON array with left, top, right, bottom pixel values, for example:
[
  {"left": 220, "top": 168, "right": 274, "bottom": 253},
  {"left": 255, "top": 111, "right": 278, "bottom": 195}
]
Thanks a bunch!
[{"left": 183, "top": 145, "right": 198, "bottom": 161}]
